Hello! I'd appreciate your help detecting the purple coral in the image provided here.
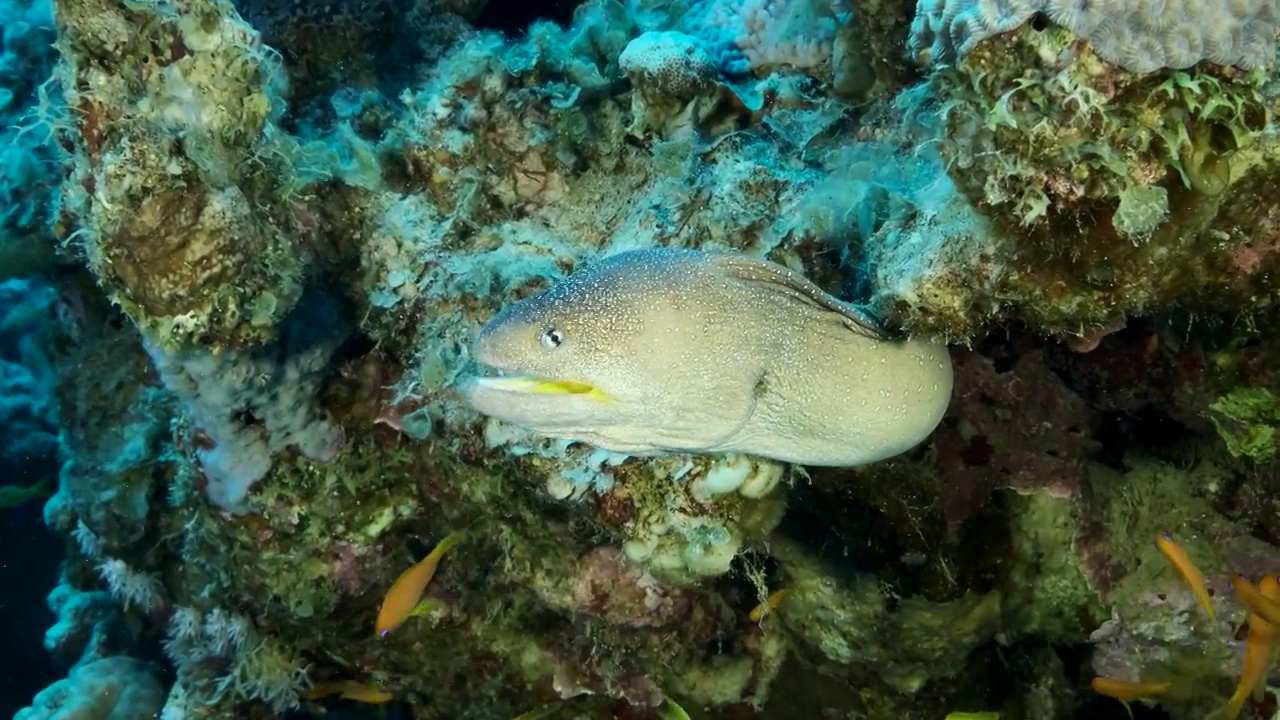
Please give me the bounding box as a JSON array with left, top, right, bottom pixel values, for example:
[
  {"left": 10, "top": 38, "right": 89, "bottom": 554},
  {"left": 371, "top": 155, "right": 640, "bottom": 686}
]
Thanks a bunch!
[
  {"left": 568, "top": 546, "right": 693, "bottom": 628},
  {"left": 933, "top": 335, "right": 1093, "bottom": 526}
]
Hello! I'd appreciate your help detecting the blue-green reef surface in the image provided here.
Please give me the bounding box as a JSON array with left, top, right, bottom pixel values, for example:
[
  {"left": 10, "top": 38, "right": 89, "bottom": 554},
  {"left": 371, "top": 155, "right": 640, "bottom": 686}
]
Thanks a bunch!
[{"left": 8, "top": 0, "right": 1280, "bottom": 717}]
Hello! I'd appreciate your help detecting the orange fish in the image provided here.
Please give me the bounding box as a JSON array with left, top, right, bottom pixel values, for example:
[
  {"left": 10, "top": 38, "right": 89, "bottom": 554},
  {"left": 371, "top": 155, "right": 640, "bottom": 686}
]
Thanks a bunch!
[
  {"left": 749, "top": 588, "right": 792, "bottom": 622},
  {"left": 375, "top": 530, "right": 465, "bottom": 637},
  {"left": 1232, "top": 574, "right": 1280, "bottom": 627},
  {"left": 1220, "top": 575, "right": 1280, "bottom": 719},
  {"left": 1091, "top": 676, "right": 1171, "bottom": 718},
  {"left": 1155, "top": 534, "right": 1216, "bottom": 620}
]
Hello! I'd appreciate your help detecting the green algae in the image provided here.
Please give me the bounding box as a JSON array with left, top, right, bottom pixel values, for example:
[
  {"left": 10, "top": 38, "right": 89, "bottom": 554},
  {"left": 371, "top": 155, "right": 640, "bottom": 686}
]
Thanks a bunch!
[{"left": 1209, "top": 387, "right": 1280, "bottom": 463}]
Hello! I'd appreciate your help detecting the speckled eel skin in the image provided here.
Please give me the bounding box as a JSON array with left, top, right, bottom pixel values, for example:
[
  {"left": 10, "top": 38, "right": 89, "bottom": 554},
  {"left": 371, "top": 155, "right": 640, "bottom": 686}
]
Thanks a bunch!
[{"left": 460, "top": 248, "right": 954, "bottom": 467}]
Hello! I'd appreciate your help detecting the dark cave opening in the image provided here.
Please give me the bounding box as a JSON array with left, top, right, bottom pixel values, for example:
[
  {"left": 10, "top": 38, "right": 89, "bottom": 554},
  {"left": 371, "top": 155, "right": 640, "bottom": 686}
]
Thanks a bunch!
[
  {"left": 257, "top": 0, "right": 593, "bottom": 134},
  {"left": 1093, "top": 407, "right": 1198, "bottom": 472},
  {"left": 473, "top": 0, "right": 584, "bottom": 35}
]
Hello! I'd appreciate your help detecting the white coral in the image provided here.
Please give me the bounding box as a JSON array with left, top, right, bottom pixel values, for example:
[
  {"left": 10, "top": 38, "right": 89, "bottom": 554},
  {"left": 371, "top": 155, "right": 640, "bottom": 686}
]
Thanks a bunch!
[
  {"left": 620, "top": 31, "right": 719, "bottom": 98},
  {"left": 682, "top": 0, "right": 841, "bottom": 73},
  {"left": 95, "top": 557, "right": 165, "bottom": 612},
  {"left": 908, "top": 0, "right": 1280, "bottom": 72}
]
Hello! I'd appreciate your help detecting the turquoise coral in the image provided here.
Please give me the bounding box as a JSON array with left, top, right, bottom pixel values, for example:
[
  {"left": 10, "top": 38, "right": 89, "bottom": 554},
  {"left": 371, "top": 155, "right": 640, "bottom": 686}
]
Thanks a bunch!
[{"left": 14, "top": 656, "right": 164, "bottom": 720}]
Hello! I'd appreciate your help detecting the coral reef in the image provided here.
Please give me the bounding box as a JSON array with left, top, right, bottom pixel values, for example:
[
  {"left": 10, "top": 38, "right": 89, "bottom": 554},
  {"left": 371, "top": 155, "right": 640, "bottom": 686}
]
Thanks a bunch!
[
  {"left": 0, "top": 279, "right": 59, "bottom": 480},
  {"left": 909, "top": 0, "right": 1280, "bottom": 72},
  {"left": 0, "top": 0, "right": 61, "bottom": 282},
  {"left": 54, "top": 0, "right": 315, "bottom": 350},
  {"left": 12, "top": 0, "right": 1280, "bottom": 717},
  {"left": 14, "top": 656, "right": 165, "bottom": 720}
]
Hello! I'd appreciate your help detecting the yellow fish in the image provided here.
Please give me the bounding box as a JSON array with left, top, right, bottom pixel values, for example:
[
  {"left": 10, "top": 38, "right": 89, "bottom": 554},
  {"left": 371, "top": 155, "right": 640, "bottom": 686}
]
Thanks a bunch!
[
  {"left": 1155, "top": 533, "right": 1216, "bottom": 620},
  {"left": 1218, "top": 575, "right": 1280, "bottom": 719},
  {"left": 305, "top": 679, "right": 393, "bottom": 704},
  {"left": 749, "top": 587, "right": 792, "bottom": 622},
  {"left": 375, "top": 530, "right": 465, "bottom": 637},
  {"left": 1232, "top": 574, "right": 1280, "bottom": 627},
  {"left": 1091, "top": 677, "right": 1171, "bottom": 719}
]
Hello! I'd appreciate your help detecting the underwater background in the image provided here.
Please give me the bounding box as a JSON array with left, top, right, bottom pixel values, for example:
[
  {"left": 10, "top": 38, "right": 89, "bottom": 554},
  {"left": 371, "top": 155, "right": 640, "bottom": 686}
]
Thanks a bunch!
[{"left": 5, "top": 0, "right": 1280, "bottom": 718}]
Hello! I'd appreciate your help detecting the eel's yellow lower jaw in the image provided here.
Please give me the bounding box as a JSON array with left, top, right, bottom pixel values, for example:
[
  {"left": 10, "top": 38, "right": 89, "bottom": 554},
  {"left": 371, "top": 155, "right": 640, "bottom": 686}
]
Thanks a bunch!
[{"left": 475, "top": 375, "right": 610, "bottom": 402}]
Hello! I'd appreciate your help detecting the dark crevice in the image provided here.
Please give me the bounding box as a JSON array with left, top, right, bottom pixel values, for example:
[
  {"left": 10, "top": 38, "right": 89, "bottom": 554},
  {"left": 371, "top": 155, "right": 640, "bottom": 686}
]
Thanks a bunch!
[{"left": 474, "top": 0, "right": 583, "bottom": 34}]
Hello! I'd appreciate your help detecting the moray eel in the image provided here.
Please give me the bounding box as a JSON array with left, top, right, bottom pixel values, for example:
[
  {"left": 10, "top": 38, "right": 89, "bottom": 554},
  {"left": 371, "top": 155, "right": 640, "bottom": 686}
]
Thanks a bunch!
[{"left": 459, "top": 248, "right": 953, "bottom": 467}]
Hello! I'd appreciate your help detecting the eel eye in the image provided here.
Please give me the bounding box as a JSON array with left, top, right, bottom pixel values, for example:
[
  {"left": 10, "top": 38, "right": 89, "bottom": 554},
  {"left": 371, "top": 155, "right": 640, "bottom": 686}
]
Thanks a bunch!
[{"left": 539, "top": 327, "right": 565, "bottom": 349}]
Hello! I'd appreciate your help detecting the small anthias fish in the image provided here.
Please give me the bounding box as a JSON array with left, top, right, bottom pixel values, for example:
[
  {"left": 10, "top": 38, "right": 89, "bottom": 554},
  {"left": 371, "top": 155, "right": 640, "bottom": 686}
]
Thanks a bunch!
[
  {"left": 749, "top": 587, "right": 791, "bottom": 622},
  {"left": 305, "top": 679, "right": 394, "bottom": 704},
  {"left": 1232, "top": 574, "right": 1280, "bottom": 627},
  {"left": 461, "top": 248, "right": 953, "bottom": 467},
  {"left": 375, "top": 530, "right": 465, "bottom": 637},
  {"left": 1218, "top": 575, "right": 1280, "bottom": 719},
  {"left": 1091, "top": 676, "right": 1172, "bottom": 718},
  {"left": 1155, "top": 533, "right": 1216, "bottom": 620}
]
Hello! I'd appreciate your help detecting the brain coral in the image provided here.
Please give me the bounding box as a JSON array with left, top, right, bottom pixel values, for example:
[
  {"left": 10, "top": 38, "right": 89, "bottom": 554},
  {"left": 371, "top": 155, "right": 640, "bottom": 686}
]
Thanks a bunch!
[
  {"left": 619, "top": 31, "right": 719, "bottom": 97},
  {"left": 908, "top": 0, "right": 1280, "bottom": 73}
]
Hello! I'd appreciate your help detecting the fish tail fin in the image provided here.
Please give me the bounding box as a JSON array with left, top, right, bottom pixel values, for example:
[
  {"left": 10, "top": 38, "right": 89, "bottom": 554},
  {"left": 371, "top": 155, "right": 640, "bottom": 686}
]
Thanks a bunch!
[
  {"left": 1211, "top": 689, "right": 1247, "bottom": 720},
  {"left": 433, "top": 530, "right": 466, "bottom": 558},
  {"left": 1202, "top": 599, "right": 1218, "bottom": 621},
  {"left": 659, "top": 697, "right": 691, "bottom": 720}
]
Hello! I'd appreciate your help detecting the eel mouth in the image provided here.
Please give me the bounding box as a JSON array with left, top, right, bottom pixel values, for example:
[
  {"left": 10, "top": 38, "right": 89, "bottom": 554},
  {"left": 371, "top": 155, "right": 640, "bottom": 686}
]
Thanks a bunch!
[{"left": 470, "top": 371, "right": 609, "bottom": 400}]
